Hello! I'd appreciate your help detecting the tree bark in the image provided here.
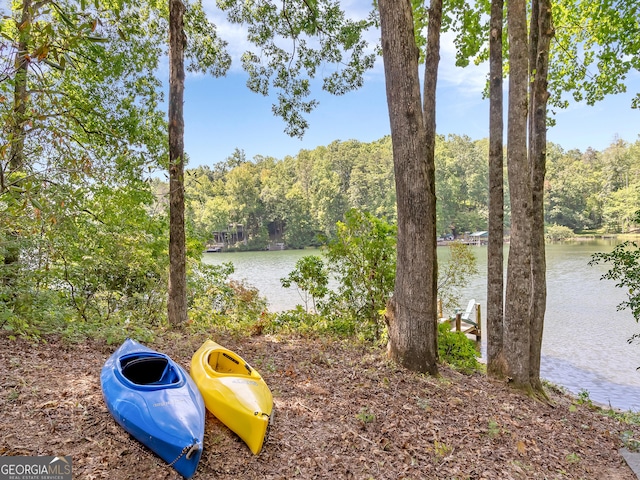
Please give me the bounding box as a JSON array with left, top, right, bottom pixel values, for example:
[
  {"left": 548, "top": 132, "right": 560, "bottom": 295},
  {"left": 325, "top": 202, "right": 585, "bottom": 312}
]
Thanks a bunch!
[
  {"left": 8, "top": 0, "right": 30, "bottom": 174},
  {"left": 168, "top": 0, "right": 187, "bottom": 326},
  {"left": 528, "top": 0, "right": 553, "bottom": 392},
  {"left": 487, "top": 0, "right": 506, "bottom": 379},
  {"left": 504, "top": 0, "right": 532, "bottom": 389},
  {"left": 3, "top": 0, "right": 32, "bottom": 286},
  {"left": 421, "top": 0, "right": 442, "bottom": 372},
  {"left": 379, "top": 0, "right": 438, "bottom": 375}
]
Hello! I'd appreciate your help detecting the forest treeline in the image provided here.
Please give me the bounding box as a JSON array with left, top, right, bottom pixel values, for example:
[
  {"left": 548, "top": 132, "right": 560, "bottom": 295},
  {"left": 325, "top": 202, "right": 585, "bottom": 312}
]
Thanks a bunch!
[
  {"left": 2, "top": 128, "right": 637, "bottom": 339},
  {"left": 172, "top": 134, "right": 640, "bottom": 250}
]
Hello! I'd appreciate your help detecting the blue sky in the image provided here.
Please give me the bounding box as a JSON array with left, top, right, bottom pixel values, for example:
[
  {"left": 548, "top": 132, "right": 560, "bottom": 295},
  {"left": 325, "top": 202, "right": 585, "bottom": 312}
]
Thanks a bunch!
[{"left": 181, "top": 4, "right": 640, "bottom": 170}]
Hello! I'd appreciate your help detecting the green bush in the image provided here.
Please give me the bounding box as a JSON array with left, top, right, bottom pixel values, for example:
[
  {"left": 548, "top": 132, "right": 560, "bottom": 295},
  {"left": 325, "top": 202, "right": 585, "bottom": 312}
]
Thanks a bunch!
[
  {"left": 277, "top": 209, "right": 396, "bottom": 342},
  {"left": 188, "top": 261, "right": 268, "bottom": 335},
  {"left": 277, "top": 209, "right": 480, "bottom": 345},
  {"left": 545, "top": 224, "right": 575, "bottom": 242},
  {"left": 321, "top": 209, "right": 396, "bottom": 341},
  {"left": 437, "top": 322, "right": 481, "bottom": 373},
  {"left": 267, "top": 306, "right": 356, "bottom": 338},
  {"left": 268, "top": 306, "right": 322, "bottom": 335},
  {"left": 0, "top": 285, "right": 70, "bottom": 339},
  {"left": 280, "top": 256, "right": 329, "bottom": 313}
]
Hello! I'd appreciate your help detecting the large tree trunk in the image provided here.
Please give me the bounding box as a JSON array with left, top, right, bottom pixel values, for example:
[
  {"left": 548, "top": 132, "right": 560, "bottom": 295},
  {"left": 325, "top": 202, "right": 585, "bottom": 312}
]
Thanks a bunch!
[
  {"left": 504, "top": 0, "right": 532, "bottom": 389},
  {"left": 167, "top": 0, "right": 188, "bottom": 326},
  {"left": 528, "top": 0, "right": 553, "bottom": 392},
  {"left": 379, "top": 0, "right": 438, "bottom": 375},
  {"left": 486, "top": 0, "right": 506, "bottom": 378}
]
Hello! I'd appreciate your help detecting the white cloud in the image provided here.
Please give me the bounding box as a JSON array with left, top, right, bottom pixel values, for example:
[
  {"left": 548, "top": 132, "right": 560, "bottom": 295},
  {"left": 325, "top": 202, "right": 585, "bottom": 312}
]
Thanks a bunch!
[
  {"left": 200, "top": 0, "right": 252, "bottom": 72},
  {"left": 438, "top": 31, "right": 488, "bottom": 95}
]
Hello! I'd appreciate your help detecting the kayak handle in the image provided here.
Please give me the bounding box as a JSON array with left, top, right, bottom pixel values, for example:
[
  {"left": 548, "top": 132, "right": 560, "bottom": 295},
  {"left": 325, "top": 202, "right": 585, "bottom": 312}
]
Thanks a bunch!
[
  {"left": 185, "top": 443, "right": 200, "bottom": 460},
  {"left": 167, "top": 442, "right": 200, "bottom": 467}
]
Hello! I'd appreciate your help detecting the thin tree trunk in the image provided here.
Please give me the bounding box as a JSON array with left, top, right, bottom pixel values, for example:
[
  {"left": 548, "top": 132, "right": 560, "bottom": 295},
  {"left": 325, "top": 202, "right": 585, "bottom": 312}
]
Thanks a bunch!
[
  {"left": 487, "top": 0, "right": 506, "bottom": 378},
  {"left": 168, "top": 0, "right": 187, "bottom": 326},
  {"left": 3, "top": 0, "right": 32, "bottom": 285},
  {"left": 528, "top": 0, "right": 553, "bottom": 393},
  {"left": 422, "top": 0, "right": 442, "bottom": 372},
  {"left": 423, "top": 0, "right": 442, "bottom": 138},
  {"left": 8, "top": 0, "right": 30, "bottom": 173},
  {"left": 379, "top": 0, "right": 438, "bottom": 375},
  {"left": 504, "top": 0, "right": 532, "bottom": 389}
]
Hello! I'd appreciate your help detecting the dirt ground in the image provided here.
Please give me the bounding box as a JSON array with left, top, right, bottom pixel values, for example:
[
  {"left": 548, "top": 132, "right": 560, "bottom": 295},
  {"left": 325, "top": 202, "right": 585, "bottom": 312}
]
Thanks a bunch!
[{"left": 1, "top": 331, "right": 639, "bottom": 480}]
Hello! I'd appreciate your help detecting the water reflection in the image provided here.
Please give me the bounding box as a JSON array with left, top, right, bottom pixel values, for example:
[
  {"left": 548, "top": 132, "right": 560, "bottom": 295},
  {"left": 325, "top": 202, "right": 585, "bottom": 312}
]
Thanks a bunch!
[
  {"left": 542, "top": 354, "right": 640, "bottom": 411},
  {"left": 203, "top": 240, "right": 640, "bottom": 411}
]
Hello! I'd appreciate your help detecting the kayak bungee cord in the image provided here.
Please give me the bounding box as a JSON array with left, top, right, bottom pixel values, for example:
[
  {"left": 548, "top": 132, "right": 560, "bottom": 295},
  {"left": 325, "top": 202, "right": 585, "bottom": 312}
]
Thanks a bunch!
[{"left": 167, "top": 442, "right": 200, "bottom": 467}]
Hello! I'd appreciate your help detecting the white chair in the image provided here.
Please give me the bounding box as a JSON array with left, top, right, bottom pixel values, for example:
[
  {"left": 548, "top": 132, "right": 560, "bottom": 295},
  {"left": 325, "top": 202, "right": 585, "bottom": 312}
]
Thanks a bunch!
[{"left": 460, "top": 299, "right": 476, "bottom": 322}]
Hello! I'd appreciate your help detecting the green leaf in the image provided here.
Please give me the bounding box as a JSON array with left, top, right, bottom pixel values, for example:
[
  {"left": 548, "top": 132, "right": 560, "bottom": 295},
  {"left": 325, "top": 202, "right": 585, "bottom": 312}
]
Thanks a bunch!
[
  {"left": 52, "top": 2, "right": 74, "bottom": 28},
  {"left": 86, "top": 35, "right": 108, "bottom": 43},
  {"left": 30, "top": 197, "right": 43, "bottom": 210},
  {"left": 43, "top": 58, "right": 63, "bottom": 70}
]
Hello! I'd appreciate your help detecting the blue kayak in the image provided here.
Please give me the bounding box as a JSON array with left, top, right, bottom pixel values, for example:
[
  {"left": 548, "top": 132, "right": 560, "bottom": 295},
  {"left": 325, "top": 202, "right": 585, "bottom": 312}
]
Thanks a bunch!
[{"left": 100, "top": 339, "right": 205, "bottom": 479}]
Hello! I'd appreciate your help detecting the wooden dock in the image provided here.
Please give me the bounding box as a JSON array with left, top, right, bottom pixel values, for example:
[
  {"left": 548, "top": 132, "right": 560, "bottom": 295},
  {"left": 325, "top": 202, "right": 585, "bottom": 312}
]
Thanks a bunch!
[{"left": 439, "top": 299, "right": 482, "bottom": 341}]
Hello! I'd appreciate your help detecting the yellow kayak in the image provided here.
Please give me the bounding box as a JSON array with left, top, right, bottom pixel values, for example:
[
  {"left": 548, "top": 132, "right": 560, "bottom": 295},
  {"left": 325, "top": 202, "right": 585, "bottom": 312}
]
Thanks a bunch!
[{"left": 190, "top": 340, "right": 273, "bottom": 455}]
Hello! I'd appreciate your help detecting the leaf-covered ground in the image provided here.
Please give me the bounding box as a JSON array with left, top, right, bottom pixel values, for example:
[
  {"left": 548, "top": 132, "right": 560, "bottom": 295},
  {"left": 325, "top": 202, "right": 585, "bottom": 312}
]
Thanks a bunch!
[{"left": 1, "top": 331, "right": 638, "bottom": 479}]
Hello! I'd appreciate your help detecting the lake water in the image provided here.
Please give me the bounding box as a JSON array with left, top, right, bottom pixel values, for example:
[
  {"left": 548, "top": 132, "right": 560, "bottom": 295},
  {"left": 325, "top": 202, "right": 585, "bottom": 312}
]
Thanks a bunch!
[{"left": 203, "top": 241, "right": 640, "bottom": 411}]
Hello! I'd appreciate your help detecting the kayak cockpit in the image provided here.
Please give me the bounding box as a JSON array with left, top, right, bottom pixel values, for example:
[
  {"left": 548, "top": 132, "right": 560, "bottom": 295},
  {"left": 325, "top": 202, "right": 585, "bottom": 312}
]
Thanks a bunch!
[
  {"left": 120, "top": 354, "right": 181, "bottom": 386},
  {"left": 207, "top": 351, "right": 252, "bottom": 376}
]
